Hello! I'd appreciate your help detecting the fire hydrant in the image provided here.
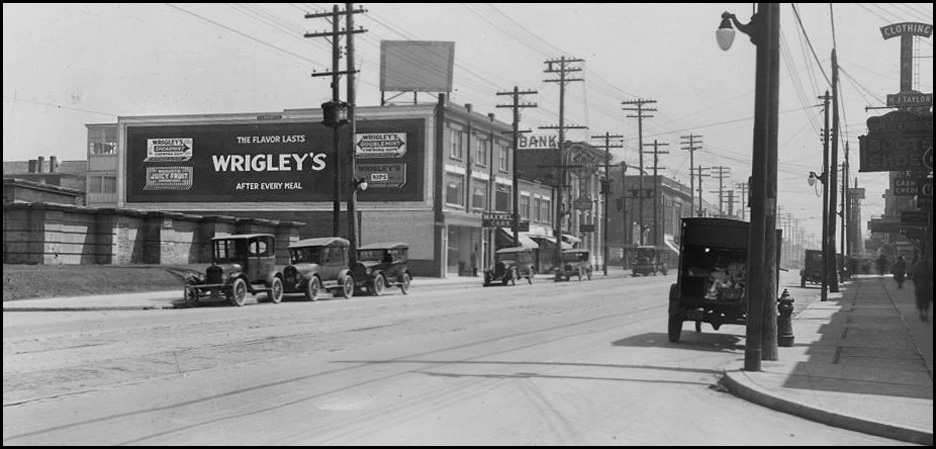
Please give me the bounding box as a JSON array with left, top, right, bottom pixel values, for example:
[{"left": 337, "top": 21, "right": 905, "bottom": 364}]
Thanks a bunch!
[{"left": 777, "top": 289, "right": 795, "bottom": 347}]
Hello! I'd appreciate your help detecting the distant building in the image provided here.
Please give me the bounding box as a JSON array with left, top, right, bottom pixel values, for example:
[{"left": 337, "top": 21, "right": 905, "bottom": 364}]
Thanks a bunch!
[{"left": 2, "top": 155, "right": 87, "bottom": 205}]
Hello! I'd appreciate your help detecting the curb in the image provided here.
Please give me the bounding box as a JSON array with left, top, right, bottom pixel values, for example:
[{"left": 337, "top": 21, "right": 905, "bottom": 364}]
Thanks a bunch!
[
  {"left": 721, "top": 368, "right": 933, "bottom": 446},
  {"left": 2, "top": 304, "right": 178, "bottom": 312}
]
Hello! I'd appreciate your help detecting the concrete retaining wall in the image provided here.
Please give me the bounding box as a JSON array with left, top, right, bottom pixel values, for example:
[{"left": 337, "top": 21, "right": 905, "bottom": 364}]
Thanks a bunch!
[{"left": 2, "top": 202, "right": 303, "bottom": 265}]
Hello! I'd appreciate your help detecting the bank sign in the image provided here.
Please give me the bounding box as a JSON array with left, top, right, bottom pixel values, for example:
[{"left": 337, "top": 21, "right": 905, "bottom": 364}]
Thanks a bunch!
[{"left": 126, "top": 119, "right": 424, "bottom": 203}]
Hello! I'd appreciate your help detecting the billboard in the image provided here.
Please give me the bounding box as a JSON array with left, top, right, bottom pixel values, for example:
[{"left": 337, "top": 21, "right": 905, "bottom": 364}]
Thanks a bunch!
[
  {"left": 380, "top": 41, "right": 455, "bottom": 92},
  {"left": 126, "top": 119, "right": 425, "bottom": 203}
]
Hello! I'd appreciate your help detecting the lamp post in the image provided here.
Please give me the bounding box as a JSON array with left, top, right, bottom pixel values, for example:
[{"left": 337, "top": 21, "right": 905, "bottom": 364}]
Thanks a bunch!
[
  {"left": 809, "top": 169, "right": 831, "bottom": 302},
  {"left": 718, "top": 3, "right": 781, "bottom": 371}
]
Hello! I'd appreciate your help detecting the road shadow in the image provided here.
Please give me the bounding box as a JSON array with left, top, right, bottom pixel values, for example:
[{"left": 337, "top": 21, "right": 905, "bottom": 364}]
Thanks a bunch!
[{"left": 611, "top": 331, "right": 744, "bottom": 353}]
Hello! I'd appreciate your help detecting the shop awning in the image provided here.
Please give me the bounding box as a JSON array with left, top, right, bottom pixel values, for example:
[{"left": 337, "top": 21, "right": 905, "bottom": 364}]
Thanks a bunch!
[
  {"left": 561, "top": 233, "right": 582, "bottom": 246},
  {"left": 664, "top": 235, "right": 680, "bottom": 254},
  {"left": 528, "top": 235, "right": 572, "bottom": 250},
  {"left": 496, "top": 228, "right": 539, "bottom": 249}
]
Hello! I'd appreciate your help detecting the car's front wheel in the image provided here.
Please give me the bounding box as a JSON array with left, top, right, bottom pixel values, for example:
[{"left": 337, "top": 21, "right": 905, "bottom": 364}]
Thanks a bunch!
[
  {"left": 184, "top": 287, "right": 200, "bottom": 307},
  {"left": 305, "top": 277, "right": 321, "bottom": 301},
  {"left": 268, "top": 277, "right": 283, "bottom": 304},
  {"left": 400, "top": 273, "right": 411, "bottom": 294},
  {"left": 228, "top": 278, "right": 248, "bottom": 307},
  {"left": 370, "top": 273, "right": 385, "bottom": 296}
]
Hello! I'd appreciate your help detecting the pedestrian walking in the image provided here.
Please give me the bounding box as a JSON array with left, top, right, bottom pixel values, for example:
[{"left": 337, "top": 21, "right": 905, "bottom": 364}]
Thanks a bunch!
[
  {"left": 912, "top": 258, "right": 932, "bottom": 322},
  {"left": 875, "top": 254, "right": 888, "bottom": 276},
  {"left": 893, "top": 256, "right": 907, "bottom": 289}
]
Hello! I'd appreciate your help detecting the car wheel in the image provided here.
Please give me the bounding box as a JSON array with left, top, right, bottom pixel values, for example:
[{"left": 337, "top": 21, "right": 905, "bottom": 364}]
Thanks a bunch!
[
  {"left": 370, "top": 273, "right": 385, "bottom": 296},
  {"left": 184, "top": 287, "right": 200, "bottom": 307},
  {"left": 400, "top": 273, "right": 411, "bottom": 294},
  {"left": 305, "top": 277, "right": 321, "bottom": 301},
  {"left": 336, "top": 275, "right": 354, "bottom": 299},
  {"left": 228, "top": 278, "right": 248, "bottom": 307},
  {"left": 668, "top": 314, "right": 682, "bottom": 343},
  {"left": 268, "top": 277, "right": 283, "bottom": 304}
]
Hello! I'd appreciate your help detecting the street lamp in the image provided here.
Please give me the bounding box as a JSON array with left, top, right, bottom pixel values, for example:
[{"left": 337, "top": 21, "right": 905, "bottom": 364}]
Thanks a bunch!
[
  {"left": 717, "top": 4, "right": 781, "bottom": 372},
  {"left": 807, "top": 171, "right": 825, "bottom": 187},
  {"left": 321, "top": 100, "right": 349, "bottom": 128}
]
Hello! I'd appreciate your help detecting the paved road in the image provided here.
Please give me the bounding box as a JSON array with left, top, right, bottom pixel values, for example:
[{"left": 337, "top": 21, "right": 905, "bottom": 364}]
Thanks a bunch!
[{"left": 3, "top": 273, "right": 909, "bottom": 445}]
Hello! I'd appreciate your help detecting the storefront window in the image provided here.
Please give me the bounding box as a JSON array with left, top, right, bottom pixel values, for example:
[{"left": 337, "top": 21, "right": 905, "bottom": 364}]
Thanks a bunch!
[
  {"left": 471, "top": 183, "right": 487, "bottom": 210},
  {"left": 520, "top": 195, "right": 531, "bottom": 220},
  {"left": 495, "top": 184, "right": 510, "bottom": 212},
  {"left": 445, "top": 173, "right": 465, "bottom": 206}
]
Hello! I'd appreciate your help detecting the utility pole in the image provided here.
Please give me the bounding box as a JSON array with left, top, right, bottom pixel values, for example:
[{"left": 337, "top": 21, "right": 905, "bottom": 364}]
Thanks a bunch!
[
  {"left": 593, "top": 132, "right": 623, "bottom": 275},
  {"left": 709, "top": 166, "right": 732, "bottom": 217},
  {"left": 680, "top": 134, "right": 703, "bottom": 217},
  {"left": 305, "top": 5, "right": 366, "bottom": 238},
  {"left": 727, "top": 189, "right": 736, "bottom": 218},
  {"left": 829, "top": 49, "right": 840, "bottom": 293},
  {"left": 623, "top": 98, "right": 656, "bottom": 245},
  {"left": 692, "top": 166, "right": 711, "bottom": 216},
  {"left": 642, "top": 140, "right": 669, "bottom": 247},
  {"left": 345, "top": 3, "right": 366, "bottom": 262},
  {"left": 818, "top": 89, "right": 833, "bottom": 302},
  {"left": 543, "top": 57, "right": 585, "bottom": 273},
  {"left": 735, "top": 181, "right": 748, "bottom": 220},
  {"left": 497, "top": 87, "right": 537, "bottom": 249}
]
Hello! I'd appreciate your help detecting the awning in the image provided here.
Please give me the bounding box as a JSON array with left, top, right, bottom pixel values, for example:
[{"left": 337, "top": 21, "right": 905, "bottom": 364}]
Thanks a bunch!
[
  {"left": 561, "top": 233, "right": 582, "bottom": 245},
  {"left": 496, "top": 228, "right": 539, "bottom": 249},
  {"left": 528, "top": 235, "right": 572, "bottom": 250},
  {"left": 663, "top": 234, "right": 680, "bottom": 254}
]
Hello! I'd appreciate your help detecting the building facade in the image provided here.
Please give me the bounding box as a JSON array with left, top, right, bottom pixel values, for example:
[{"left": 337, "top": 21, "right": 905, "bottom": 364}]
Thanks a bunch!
[{"left": 84, "top": 95, "right": 557, "bottom": 277}]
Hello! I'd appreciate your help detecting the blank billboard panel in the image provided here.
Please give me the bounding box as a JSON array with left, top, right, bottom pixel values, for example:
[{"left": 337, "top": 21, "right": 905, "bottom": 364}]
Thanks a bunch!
[{"left": 380, "top": 41, "right": 455, "bottom": 93}]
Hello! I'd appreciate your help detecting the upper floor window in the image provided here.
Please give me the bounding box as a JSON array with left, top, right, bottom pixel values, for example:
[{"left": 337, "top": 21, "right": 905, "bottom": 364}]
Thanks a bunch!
[
  {"left": 450, "top": 130, "right": 464, "bottom": 160},
  {"left": 475, "top": 137, "right": 488, "bottom": 167},
  {"left": 498, "top": 145, "right": 509, "bottom": 172}
]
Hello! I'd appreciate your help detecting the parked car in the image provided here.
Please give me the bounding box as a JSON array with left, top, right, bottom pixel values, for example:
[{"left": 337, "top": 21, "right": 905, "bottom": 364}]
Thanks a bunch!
[
  {"left": 555, "top": 248, "right": 592, "bottom": 281},
  {"left": 632, "top": 245, "right": 667, "bottom": 276},
  {"left": 353, "top": 242, "right": 412, "bottom": 296},
  {"left": 184, "top": 233, "right": 284, "bottom": 307},
  {"left": 484, "top": 247, "right": 535, "bottom": 286},
  {"left": 282, "top": 237, "right": 355, "bottom": 300},
  {"left": 800, "top": 249, "right": 824, "bottom": 287}
]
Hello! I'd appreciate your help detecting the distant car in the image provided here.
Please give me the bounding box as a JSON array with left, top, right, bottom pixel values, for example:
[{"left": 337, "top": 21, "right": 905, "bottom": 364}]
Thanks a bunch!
[
  {"left": 800, "top": 249, "right": 824, "bottom": 287},
  {"left": 282, "top": 237, "right": 355, "bottom": 300},
  {"left": 632, "top": 245, "right": 667, "bottom": 276},
  {"left": 353, "top": 242, "right": 412, "bottom": 296},
  {"left": 556, "top": 248, "right": 592, "bottom": 281},
  {"left": 184, "top": 233, "right": 284, "bottom": 307},
  {"left": 484, "top": 247, "right": 535, "bottom": 286}
]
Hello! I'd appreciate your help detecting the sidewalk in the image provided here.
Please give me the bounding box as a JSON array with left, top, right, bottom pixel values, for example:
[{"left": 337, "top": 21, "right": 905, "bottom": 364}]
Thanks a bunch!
[
  {"left": 722, "top": 275, "right": 933, "bottom": 445},
  {"left": 1, "top": 269, "right": 635, "bottom": 312}
]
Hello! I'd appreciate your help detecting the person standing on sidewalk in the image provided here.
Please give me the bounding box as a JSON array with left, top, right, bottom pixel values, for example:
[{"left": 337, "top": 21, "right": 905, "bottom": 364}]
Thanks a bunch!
[
  {"left": 893, "top": 256, "right": 907, "bottom": 289},
  {"left": 913, "top": 258, "right": 932, "bottom": 322}
]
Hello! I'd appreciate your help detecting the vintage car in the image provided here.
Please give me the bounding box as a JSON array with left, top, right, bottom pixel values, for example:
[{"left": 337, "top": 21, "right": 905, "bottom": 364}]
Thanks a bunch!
[
  {"left": 282, "top": 237, "right": 355, "bottom": 300},
  {"left": 484, "top": 247, "right": 535, "bottom": 286},
  {"left": 352, "top": 242, "right": 412, "bottom": 296},
  {"left": 555, "top": 248, "right": 593, "bottom": 281},
  {"left": 668, "top": 218, "right": 749, "bottom": 343},
  {"left": 800, "top": 249, "right": 824, "bottom": 287},
  {"left": 184, "top": 233, "right": 284, "bottom": 307},
  {"left": 632, "top": 245, "right": 668, "bottom": 276}
]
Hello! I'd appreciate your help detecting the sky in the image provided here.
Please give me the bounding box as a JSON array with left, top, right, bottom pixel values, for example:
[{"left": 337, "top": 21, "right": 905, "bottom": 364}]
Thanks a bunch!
[{"left": 3, "top": 3, "right": 933, "bottom": 243}]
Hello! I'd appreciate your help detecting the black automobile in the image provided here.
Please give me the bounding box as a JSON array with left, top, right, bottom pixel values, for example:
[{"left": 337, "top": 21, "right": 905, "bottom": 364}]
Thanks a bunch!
[
  {"left": 484, "top": 247, "right": 535, "bottom": 286},
  {"left": 800, "top": 249, "right": 824, "bottom": 287},
  {"left": 184, "top": 233, "right": 284, "bottom": 307},
  {"left": 353, "top": 242, "right": 412, "bottom": 296},
  {"left": 555, "top": 248, "right": 592, "bottom": 281},
  {"left": 282, "top": 237, "right": 355, "bottom": 300}
]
